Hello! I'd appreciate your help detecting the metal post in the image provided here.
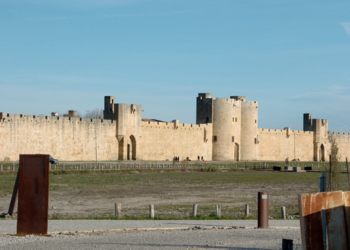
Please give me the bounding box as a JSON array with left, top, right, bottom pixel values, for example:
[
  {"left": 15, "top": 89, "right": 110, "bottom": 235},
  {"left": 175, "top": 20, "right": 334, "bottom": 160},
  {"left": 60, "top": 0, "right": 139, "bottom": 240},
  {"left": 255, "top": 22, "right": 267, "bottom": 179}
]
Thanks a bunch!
[
  {"left": 347, "top": 158, "right": 350, "bottom": 191},
  {"left": 258, "top": 192, "right": 269, "bottom": 228},
  {"left": 8, "top": 170, "right": 19, "bottom": 216},
  {"left": 149, "top": 205, "right": 154, "bottom": 219},
  {"left": 192, "top": 204, "right": 198, "bottom": 218},
  {"left": 319, "top": 171, "right": 327, "bottom": 192},
  {"left": 281, "top": 206, "right": 286, "bottom": 220},
  {"left": 216, "top": 205, "right": 221, "bottom": 218}
]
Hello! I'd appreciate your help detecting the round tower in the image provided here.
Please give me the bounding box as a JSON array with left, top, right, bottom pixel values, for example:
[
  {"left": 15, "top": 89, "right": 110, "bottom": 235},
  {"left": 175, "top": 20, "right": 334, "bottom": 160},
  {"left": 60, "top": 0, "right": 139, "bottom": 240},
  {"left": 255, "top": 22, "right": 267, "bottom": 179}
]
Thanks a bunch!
[
  {"left": 212, "top": 98, "right": 241, "bottom": 161},
  {"left": 240, "top": 101, "right": 258, "bottom": 161}
]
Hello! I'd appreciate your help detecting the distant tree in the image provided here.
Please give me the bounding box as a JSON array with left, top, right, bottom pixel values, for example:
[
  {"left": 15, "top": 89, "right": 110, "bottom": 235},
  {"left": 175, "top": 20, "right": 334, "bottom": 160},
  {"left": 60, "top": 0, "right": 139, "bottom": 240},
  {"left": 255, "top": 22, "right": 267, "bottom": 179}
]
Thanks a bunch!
[
  {"left": 84, "top": 109, "right": 103, "bottom": 119},
  {"left": 328, "top": 134, "right": 341, "bottom": 191}
]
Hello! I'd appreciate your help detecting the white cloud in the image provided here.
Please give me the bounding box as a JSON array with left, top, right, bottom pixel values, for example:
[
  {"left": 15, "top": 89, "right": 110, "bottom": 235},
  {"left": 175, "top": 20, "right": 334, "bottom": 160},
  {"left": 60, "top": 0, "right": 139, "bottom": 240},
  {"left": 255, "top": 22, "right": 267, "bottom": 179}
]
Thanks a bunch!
[{"left": 340, "top": 22, "right": 350, "bottom": 35}]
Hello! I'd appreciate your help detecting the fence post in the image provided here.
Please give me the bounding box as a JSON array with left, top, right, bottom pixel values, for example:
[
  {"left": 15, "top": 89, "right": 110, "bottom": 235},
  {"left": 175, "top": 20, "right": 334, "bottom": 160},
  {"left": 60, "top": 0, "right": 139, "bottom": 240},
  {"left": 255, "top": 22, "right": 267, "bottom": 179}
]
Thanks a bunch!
[
  {"left": 149, "top": 205, "right": 154, "bottom": 219},
  {"left": 192, "top": 204, "right": 198, "bottom": 218},
  {"left": 115, "top": 203, "right": 121, "bottom": 218},
  {"left": 245, "top": 204, "right": 249, "bottom": 217},
  {"left": 281, "top": 206, "right": 286, "bottom": 219},
  {"left": 216, "top": 204, "right": 221, "bottom": 218}
]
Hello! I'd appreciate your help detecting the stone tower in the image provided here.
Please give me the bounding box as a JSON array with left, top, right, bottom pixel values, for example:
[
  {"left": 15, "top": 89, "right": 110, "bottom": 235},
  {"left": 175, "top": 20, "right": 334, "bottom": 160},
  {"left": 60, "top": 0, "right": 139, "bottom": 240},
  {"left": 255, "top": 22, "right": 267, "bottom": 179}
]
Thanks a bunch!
[
  {"left": 196, "top": 93, "right": 258, "bottom": 161},
  {"left": 103, "top": 96, "right": 142, "bottom": 161},
  {"left": 303, "top": 113, "right": 329, "bottom": 161}
]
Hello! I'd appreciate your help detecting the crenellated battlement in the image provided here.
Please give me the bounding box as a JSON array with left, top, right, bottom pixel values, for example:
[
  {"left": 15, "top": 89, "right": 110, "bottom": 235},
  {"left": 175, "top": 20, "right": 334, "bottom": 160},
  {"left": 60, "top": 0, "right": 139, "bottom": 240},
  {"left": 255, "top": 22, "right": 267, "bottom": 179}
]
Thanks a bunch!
[
  {"left": 329, "top": 131, "right": 350, "bottom": 136},
  {"left": 259, "top": 128, "right": 313, "bottom": 135},
  {"left": 0, "top": 113, "right": 114, "bottom": 124},
  {"left": 243, "top": 101, "right": 258, "bottom": 107},
  {"left": 142, "top": 120, "right": 205, "bottom": 130}
]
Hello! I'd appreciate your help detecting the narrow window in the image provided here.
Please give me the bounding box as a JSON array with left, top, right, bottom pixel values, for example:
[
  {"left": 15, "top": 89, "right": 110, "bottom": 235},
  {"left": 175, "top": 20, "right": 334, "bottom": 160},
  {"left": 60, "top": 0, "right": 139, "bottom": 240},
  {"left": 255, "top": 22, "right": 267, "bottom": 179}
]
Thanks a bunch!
[
  {"left": 254, "top": 138, "right": 257, "bottom": 144},
  {"left": 232, "top": 136, "right": 235, "bottom": 142},
  {"left": 255, "top": 119, "right": 257, "bottom": 124},
  {"left": 232, "top": 117, "right": 235, "bottom": 122},
  {"left": 235, "top": 118, "right": 237, "bottom": 122},
  {"left": 213, "top": 136, "right": 217, "bottom": 142}
]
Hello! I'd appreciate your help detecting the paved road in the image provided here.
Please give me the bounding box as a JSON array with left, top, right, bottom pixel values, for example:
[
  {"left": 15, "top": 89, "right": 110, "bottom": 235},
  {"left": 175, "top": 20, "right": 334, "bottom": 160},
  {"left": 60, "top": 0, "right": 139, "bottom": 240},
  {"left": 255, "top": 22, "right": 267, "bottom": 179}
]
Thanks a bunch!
[{"left": 0, "top": 220, "right": 301, "bottom": 250}]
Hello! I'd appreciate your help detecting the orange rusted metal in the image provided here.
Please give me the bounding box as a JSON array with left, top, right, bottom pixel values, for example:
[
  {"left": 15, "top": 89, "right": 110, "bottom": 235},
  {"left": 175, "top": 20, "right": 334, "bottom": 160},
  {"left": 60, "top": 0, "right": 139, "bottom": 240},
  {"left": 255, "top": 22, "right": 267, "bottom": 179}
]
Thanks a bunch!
[
  {"left": 17, "top": 155, "right": 50, "bottom": 236},
  {"left": 298, "top": 191, "right": 350, "bottom": 250}
]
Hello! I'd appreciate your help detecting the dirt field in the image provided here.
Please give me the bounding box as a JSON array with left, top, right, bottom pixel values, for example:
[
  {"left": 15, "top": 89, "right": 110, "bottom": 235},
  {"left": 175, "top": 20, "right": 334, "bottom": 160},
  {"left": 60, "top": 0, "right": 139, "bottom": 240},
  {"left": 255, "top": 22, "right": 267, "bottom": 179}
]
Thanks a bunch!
[{"left": 0, "top": 168, "right": 348, "bottom": 219}]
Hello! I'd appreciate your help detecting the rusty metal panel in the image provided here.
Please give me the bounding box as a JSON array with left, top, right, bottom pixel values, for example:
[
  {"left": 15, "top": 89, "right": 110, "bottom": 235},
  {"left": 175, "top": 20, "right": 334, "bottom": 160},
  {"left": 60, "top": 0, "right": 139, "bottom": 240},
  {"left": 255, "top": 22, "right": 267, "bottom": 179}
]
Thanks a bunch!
[
  {"left": 298, "top": 191, "right": 349, "bottom": 250},
  {"left": 17, "top": 155, "right": 50, "bottom": 236}
]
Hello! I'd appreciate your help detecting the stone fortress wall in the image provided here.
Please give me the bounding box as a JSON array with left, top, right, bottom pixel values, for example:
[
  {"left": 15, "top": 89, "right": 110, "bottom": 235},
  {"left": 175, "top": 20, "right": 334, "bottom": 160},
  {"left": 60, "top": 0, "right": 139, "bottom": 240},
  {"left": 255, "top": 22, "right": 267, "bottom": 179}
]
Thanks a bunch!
[
  {"left": 140, "top": 120, "right": 212, "bottom": 161},
  {"left": 329, "top": 132, "right": 350, "bottom": 161},
  {"left": 0, "top": 93, "right": 349, "bottom": 162},
  {"left": 0, "top": 112, "right": 118, "bottom": 161},
  {"left": 257, "top": 129, "right": 314, "bottom": 161}
]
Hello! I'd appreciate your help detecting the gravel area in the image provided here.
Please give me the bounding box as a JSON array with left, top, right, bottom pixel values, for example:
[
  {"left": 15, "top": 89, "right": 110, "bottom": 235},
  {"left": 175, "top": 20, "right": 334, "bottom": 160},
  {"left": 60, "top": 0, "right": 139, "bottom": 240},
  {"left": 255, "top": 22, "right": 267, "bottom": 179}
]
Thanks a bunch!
[
  {"left": 0, "top": 220, "right": 302, "bottom": 250},
  {"left": 0, "top": 220, "right": 300, "bottom": 234}
]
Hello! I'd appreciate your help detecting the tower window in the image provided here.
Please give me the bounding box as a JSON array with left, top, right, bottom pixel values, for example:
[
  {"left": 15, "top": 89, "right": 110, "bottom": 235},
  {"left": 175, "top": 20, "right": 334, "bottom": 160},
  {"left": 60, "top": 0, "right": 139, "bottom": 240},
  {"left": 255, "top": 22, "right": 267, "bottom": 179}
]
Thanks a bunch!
[
  {"left": 213, "top": 136, "right": 217, "bottom": 142},
  {"left": 255, "top": 119, "right": 257, "bottom": 124},
  {"left": 232, "top": 136, "right": 235, "bottom": 142},
  {"left": 235, "top": 118, "right": 237, "bottom": 122}
]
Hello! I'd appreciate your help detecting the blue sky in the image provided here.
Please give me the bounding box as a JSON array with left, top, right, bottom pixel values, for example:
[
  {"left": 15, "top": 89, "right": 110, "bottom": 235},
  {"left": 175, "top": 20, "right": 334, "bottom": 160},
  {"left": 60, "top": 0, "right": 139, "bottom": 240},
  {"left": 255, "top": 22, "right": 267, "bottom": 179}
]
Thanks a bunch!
[{"left": 1, "top": 0, "right": 350, "bottom": 132}]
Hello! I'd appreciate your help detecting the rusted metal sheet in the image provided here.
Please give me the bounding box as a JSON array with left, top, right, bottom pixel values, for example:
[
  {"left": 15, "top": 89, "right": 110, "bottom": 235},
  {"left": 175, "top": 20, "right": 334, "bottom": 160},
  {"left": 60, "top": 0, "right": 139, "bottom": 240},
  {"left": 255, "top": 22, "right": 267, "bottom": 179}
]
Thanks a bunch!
[
  {"left": 17, "top": 155, "right": 50, "bottom": 236},
  {"left": 298, "top": 191, "right": 350, "bottom": 250}
]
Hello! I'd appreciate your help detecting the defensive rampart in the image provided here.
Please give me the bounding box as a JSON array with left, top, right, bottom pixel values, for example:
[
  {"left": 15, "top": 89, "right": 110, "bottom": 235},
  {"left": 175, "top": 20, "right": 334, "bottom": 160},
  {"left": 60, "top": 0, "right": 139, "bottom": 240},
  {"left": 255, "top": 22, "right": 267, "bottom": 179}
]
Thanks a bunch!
[
  {"left": 328, "top": 132, "right": 350, "bottom": 161},
  {"left": 0, "top": 113, "right": 118, "bottom": 161},
  {"left": 257, "top": 128, "right": 314, "bottom": 161},
  {"left": 140, "top": 120, "right": 212, "bottom": 161}
]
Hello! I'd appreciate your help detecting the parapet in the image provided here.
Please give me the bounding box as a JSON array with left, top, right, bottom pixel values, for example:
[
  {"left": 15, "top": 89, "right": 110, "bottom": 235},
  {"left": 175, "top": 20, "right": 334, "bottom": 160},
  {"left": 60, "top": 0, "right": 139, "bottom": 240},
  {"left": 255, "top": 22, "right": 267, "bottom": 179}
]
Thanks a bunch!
[
  {"left": 63, "top": 110, "right": 79, "bottom": 118},
  {"left": 0, "top": 113, "right": 114, "bottom": 124},
  {"left": 0, "top": 112, "right": 6, "bottom": 120},
  {"left": 198, "top": 93, "right": 212, "bottom": 99},
  {"left": 230, "top": 96, "right": 246, "bottom": 102},
  {"left": 141, "top": 120, "right": 206, "bottom": 130}
]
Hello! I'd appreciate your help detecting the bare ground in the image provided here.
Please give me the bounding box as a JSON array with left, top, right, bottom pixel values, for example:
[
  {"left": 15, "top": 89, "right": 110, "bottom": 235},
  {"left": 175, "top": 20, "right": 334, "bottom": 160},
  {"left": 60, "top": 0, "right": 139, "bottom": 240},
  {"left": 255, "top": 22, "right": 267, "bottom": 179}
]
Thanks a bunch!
[{"left": 1, "top": 169, "right": 342, "bottom": 219}]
